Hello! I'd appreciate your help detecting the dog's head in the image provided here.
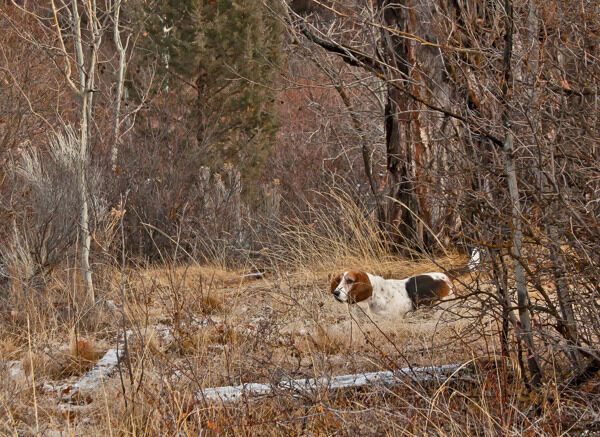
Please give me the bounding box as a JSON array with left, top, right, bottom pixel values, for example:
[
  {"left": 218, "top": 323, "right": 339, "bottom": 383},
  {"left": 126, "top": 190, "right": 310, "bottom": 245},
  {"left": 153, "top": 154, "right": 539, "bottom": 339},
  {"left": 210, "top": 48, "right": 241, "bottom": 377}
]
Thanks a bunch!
[{"left": 329, "top": 270, "right": 372, "bottom": 304}]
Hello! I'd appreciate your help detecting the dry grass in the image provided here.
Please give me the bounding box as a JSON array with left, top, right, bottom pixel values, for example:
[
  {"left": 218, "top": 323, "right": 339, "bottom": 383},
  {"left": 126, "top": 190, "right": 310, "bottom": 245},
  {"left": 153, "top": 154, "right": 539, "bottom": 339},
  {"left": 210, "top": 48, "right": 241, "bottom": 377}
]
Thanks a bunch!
[
  {"left": 1, "top": 256, "right": 598, "bottom": 436},
  {"left": 1, "top": 199, "right": 598, "bottom": 436}
]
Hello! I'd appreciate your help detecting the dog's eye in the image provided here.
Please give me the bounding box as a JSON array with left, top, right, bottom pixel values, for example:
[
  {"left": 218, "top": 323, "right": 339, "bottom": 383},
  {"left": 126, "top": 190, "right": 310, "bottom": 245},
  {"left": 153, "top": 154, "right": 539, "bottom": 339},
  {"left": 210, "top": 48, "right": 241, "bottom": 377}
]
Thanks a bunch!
[{"left": 346, "top": 278, "right": 354, "bottom": 284}]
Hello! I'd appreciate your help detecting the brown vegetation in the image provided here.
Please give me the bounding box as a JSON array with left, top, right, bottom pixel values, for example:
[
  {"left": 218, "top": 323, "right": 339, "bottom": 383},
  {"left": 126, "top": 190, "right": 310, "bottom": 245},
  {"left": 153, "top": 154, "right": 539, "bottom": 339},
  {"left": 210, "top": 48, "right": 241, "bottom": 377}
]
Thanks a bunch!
[{"left": 1, "top": 0, "right": 600, "bottom": 435}]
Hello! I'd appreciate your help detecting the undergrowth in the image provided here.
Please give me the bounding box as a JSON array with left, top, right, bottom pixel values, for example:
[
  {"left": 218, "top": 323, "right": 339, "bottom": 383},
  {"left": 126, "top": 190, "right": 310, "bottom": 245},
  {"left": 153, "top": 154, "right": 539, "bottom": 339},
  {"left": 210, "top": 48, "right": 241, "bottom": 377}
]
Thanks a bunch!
[{"left": 1, "top": 192, "right": 598, "bottom": 436}]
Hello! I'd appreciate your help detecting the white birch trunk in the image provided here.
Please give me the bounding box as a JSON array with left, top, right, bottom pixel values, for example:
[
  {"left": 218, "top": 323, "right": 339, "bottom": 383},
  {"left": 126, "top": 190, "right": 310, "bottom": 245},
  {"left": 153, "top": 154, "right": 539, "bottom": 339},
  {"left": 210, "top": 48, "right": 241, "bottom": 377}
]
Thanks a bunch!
[
  {"left": 111, "top": 0, "right": 127, "bottom": 172},
  {"left": 71, "top": 0, "right": 101, "bottom": 303}
]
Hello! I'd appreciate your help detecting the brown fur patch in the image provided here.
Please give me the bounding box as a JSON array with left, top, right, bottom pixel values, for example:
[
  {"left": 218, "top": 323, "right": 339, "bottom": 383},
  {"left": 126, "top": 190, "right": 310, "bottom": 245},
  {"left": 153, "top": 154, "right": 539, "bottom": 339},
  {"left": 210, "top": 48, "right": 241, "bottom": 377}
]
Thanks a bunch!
[
  {"left": 434, "top": 280, "right": 452, "bottom": 298},
  {"left": 329, "top": 274, "right": 342, "bottom": 294},
  {"left": 406, "top": 275, "right": 452, "bottom": 307},
  {"left": 345, "top": 270, "right": 372, "bottom": 303}
]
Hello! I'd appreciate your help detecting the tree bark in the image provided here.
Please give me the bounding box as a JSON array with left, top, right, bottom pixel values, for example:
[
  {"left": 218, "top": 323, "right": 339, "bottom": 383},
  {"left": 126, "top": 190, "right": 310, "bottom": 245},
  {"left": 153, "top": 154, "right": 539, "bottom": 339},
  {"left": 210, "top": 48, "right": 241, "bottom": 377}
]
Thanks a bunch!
[
  {"left": 378, "top": 1, "right": 421, "bottom": 249},
  {"left": 501, "top": 0, "right": 542, "bottom": 385}
]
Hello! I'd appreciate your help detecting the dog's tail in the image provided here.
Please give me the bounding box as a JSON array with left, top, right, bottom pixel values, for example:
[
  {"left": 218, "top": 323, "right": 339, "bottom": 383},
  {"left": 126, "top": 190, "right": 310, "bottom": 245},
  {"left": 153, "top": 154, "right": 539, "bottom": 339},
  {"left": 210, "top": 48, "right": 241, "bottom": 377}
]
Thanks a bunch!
[{"left": 446, "top": 248, "right": 482, "bottom": 279}]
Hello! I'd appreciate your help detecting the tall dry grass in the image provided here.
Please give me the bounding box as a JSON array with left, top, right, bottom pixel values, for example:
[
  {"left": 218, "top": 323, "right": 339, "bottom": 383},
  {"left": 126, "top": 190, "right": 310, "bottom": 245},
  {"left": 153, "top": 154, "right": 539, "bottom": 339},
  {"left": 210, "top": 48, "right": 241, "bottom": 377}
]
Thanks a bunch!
[
  {"left": 254, "top": 189, "right": 461, "bottom": 278},
  {"left": 1, "top": 190, "right": 598, "bottom": 436}
]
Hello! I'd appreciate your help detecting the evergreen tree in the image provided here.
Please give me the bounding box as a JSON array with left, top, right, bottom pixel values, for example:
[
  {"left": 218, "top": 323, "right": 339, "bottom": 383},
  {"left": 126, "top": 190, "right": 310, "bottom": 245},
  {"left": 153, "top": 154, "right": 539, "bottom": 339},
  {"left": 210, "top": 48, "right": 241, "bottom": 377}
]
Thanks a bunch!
[
  {"left": 142, "top": 0, "right": 201, "bottom": 79},
  {"left": 194, "top": 0, "right": 282, "bottom": 193},
  {"left": 139, "top": 0, "right": 282, "bottom": 195}
]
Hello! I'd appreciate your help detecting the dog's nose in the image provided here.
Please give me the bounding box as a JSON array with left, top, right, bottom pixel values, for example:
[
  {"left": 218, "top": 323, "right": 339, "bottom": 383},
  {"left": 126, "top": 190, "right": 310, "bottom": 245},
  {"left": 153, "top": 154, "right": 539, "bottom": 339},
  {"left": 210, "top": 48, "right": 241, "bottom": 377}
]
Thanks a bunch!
[{"left": 333, "top": 289, "right": 340, "bottom": 297}]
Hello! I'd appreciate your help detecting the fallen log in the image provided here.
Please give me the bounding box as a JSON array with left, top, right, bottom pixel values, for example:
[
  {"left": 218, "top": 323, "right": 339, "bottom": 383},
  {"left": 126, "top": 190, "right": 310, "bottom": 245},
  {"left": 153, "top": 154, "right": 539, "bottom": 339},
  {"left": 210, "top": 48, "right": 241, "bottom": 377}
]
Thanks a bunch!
[
  {"left": 241, "top": 271, "right": 266, "bottom": 280},
  {"left": 45, "top": 331, "right": 132, "bottom": 403},
  {"left": 75, "top": 348, "right": 123, "bottom": 391},
  {"left": 198, "top": 363, "right": 463, "bottom": 402}
]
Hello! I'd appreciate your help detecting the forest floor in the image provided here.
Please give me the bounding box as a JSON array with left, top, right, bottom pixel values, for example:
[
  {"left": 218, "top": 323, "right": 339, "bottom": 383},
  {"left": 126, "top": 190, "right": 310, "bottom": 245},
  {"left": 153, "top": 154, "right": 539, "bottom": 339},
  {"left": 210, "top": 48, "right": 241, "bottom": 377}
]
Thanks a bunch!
[{"left": 2, "top": 258, "right": 599, "bottom": 436}]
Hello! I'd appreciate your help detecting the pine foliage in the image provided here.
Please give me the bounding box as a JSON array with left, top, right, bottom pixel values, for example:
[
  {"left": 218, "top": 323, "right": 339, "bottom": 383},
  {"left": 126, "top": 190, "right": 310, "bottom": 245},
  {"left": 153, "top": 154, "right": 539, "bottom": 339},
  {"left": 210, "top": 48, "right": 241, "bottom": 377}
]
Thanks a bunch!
[{"left": 194, "top": 0, "right": 282, "bottom": 190}]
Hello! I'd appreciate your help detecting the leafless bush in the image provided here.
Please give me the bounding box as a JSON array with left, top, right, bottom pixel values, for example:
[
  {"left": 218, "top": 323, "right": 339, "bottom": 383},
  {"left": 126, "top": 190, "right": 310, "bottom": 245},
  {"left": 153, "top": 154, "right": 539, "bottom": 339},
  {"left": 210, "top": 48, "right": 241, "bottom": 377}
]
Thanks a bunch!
[
  {"left": 281, "top": 0, "right": 600, "bottom": 389},
  {"left": 115, "top": 128, "right": 252, "bottom": 263},
  {"left": 2, "top": 127, "right": 106, "bottom": 281}
]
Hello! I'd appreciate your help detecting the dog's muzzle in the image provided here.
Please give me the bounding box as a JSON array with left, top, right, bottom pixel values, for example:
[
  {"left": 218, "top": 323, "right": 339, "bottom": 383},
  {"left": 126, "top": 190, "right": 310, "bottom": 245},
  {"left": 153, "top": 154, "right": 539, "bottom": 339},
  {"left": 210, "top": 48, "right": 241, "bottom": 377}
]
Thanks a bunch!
[{"left": 333, "top": 289, "right": 345, "bottom": 302}]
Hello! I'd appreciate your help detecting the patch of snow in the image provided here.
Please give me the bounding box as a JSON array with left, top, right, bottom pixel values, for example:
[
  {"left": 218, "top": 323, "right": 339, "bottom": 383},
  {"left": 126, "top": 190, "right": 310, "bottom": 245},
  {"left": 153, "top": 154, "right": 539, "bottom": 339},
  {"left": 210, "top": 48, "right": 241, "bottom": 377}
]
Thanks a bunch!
[
  {"left": 105, "top": 299, "right": 119, "bottom": 312},
  {"left": 199, "top": 382, "right": 272, "bottom": 402},
  {"left": 45, "top": 348, "right": 125, "bottom": 403},
  {"left": 7, "top": 360, "right": 23, "bottom": 379},
  {"left": 152, "top": 323, "right": 174, "bottom": 345},
  {"left": 50, "top": 330, "right": 134, "bottom": 403}
]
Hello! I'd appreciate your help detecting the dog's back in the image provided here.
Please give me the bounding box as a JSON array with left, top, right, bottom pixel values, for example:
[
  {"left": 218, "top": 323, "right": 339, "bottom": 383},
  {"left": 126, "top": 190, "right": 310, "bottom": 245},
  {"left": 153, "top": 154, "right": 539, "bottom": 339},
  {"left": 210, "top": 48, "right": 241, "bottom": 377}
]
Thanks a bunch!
[{"left": 404, "top": 273, "right": 453, "bottom": 308}]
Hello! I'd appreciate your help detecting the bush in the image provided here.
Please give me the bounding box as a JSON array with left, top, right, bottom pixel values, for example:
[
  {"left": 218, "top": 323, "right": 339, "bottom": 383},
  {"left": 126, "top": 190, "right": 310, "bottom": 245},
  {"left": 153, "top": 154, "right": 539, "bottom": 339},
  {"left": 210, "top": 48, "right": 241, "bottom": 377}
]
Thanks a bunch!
[{"left": 2, "top": 127, "right": 106, "bottom": 281}]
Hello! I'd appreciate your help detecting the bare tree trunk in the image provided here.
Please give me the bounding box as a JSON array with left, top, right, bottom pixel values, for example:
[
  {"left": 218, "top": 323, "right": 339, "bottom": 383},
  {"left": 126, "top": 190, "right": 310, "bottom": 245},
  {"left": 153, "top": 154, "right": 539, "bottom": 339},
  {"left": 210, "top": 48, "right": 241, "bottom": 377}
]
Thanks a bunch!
[
  {"left": 111, "top": 0, "right": 127, "bottom": 173},
  {"left": 378, "top": 2, "right": 420, "bottom": 248},
  {"left": 70, "top": 0, "right": 101, "bottom": 303},
  {"left": 501, "top": 0, "right": 541, "bottom": 385},
  {"left": 289, "top": 2, "right": 458, "bottom": 250},
  {"left": 504, "top": 128, "right": 542, "bottom": 385}
]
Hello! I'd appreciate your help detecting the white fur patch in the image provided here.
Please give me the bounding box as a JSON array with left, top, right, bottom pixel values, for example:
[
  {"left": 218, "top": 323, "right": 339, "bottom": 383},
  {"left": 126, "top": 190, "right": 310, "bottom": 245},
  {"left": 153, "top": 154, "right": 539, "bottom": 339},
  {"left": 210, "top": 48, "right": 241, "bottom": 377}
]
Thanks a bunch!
[
  {"left": 366, "top": 273, "right": 413, "bottom": 317},
  {"left": 333, "top": 271, "right": 350, "bottom": 302}
]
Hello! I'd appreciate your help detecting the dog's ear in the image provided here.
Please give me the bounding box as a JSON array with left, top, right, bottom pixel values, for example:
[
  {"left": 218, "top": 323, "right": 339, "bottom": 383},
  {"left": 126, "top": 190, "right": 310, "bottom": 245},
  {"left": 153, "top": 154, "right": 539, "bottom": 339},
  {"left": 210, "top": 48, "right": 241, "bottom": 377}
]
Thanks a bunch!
[
  {"left": 329, "top": 273, "right": 342, "bottom": 293},
  {"left": 347, "top": 271, "right": 372, "bottom": 303}
]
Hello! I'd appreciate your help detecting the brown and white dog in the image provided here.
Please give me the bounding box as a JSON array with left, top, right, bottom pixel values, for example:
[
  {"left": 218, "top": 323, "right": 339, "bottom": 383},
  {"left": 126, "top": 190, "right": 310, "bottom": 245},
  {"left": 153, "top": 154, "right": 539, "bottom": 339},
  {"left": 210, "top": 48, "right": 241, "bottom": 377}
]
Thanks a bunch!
[{"left": 329, "top": 270, "right": 454, "bottom": 317}]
